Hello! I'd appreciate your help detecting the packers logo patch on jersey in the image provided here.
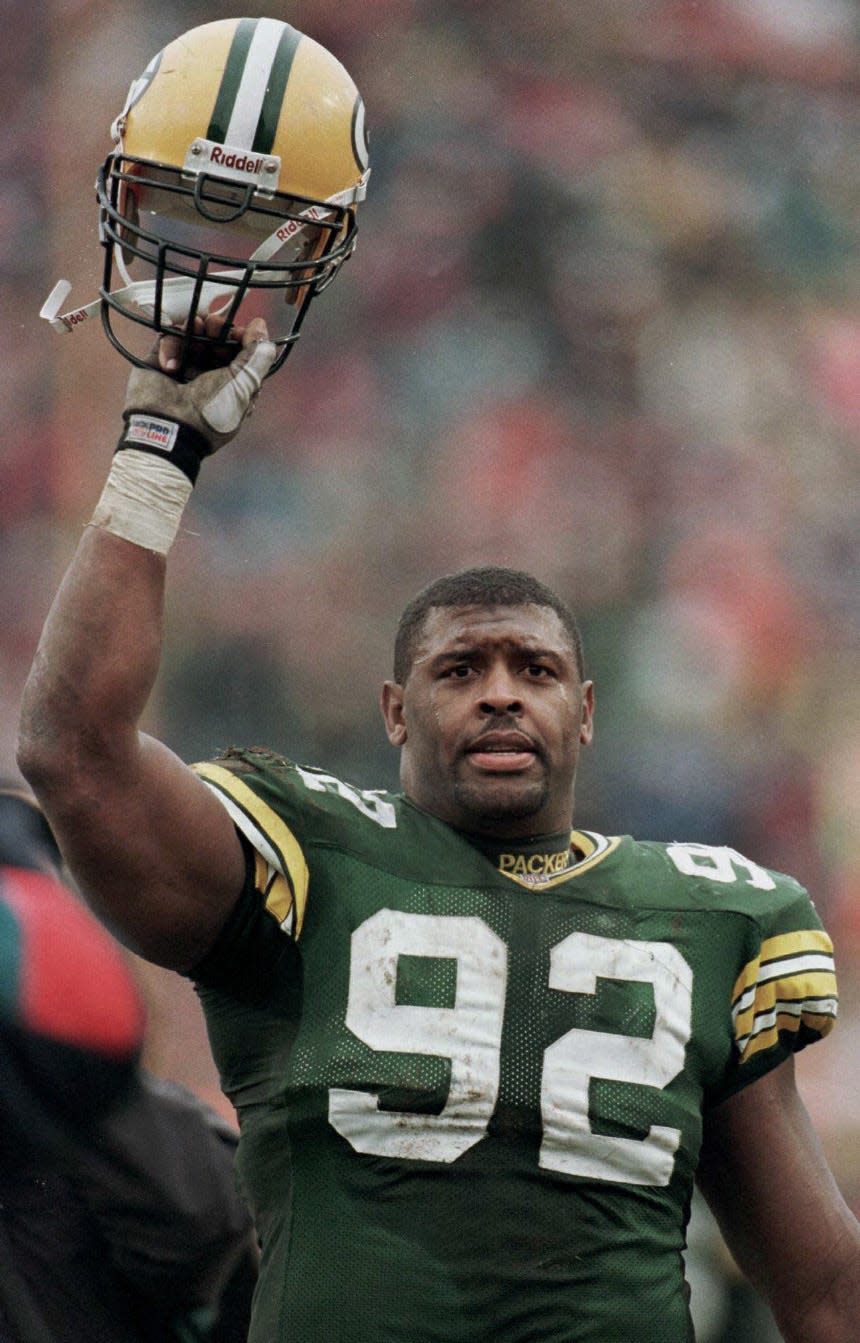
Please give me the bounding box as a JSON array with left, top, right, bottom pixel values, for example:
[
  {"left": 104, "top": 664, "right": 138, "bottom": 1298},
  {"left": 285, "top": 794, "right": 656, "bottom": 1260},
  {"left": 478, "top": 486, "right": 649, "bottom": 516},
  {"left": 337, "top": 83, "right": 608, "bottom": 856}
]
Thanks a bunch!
[{"left": 495, "top": 830, "right": 620, "bottom": 889}]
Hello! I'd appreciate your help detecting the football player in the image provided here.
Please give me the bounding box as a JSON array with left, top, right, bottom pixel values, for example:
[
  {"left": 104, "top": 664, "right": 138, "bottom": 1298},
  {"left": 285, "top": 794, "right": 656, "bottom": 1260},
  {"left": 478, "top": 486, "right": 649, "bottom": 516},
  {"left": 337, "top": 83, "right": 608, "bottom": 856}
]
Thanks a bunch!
[{"left": 19, "top": 15, "right": 860, "bottom": 1343}]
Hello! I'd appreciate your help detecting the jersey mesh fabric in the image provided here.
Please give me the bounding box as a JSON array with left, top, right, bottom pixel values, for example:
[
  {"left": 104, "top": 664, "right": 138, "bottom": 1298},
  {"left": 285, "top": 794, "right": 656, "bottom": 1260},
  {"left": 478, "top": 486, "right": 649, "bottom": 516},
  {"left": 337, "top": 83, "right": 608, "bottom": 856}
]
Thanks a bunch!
[{"left": 191, "top": 750, "right": 835, "bottom": 1343}]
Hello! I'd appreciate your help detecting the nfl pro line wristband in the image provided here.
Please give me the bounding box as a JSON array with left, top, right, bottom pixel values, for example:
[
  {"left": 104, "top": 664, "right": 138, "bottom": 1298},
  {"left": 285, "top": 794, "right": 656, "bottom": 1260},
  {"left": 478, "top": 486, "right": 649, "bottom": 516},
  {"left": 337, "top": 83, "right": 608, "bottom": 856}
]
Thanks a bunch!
[{"left": 90, "top": 418, "right": 204, "bottom": 554}]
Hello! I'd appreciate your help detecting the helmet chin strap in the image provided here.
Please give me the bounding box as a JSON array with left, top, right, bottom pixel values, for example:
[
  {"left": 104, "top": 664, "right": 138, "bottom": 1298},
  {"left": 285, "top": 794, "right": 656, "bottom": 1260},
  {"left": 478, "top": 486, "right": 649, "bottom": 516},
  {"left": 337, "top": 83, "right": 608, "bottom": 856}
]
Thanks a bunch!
[
  {"left": 40, "top": 273, "right": 247, "bottom": 332},
  {"left": 38, "top": 188, "right": 359, "bottom": 335}
]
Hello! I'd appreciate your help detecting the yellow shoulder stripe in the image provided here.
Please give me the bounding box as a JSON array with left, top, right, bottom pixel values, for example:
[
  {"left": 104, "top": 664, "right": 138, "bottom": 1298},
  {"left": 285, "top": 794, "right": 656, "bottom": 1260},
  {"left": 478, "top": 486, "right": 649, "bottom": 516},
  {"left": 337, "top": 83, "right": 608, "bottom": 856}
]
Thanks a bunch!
[
  {"left": 251, "top": 851, "right": 296, "bottom": 930},
  {"left": 193, "top": 761, "right": 309, "bottom": 936}
]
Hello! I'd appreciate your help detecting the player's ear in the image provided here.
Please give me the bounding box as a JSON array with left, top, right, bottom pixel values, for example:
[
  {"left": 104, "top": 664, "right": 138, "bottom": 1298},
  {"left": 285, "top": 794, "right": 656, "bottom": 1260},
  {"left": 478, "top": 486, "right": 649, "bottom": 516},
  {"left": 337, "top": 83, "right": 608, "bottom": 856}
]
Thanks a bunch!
[
  {"left": 380, "top": 681, "right": 407, "bottom": 746},
  {"left": 580, "top": 680, "right": 595, "bottom": 746}
]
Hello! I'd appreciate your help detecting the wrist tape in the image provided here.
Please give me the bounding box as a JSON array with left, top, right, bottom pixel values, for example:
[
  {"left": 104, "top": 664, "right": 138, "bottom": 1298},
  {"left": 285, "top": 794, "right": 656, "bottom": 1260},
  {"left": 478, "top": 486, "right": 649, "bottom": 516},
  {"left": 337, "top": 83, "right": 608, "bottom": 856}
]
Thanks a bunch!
[{"left": 89, "top": 415, "right": 211, "bottom": 554}]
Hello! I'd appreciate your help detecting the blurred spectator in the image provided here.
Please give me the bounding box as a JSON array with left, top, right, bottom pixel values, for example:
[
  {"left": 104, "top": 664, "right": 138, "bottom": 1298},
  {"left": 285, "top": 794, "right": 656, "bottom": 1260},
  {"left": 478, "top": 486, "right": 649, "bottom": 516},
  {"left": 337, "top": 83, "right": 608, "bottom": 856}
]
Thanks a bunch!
[
  {"left": 0, "top": 787, "right": 256, "bottom": 1342},
  {"left": 0, "top": 785, "right": 144, "bottom": 1157}
]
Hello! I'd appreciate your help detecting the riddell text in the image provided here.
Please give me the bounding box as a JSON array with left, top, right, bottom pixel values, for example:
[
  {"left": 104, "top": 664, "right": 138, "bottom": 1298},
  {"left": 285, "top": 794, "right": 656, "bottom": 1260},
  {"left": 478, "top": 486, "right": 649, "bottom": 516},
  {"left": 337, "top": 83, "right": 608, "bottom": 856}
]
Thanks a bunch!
[{"left": 209, "top": 147, "right": 265, "bottom": 174}]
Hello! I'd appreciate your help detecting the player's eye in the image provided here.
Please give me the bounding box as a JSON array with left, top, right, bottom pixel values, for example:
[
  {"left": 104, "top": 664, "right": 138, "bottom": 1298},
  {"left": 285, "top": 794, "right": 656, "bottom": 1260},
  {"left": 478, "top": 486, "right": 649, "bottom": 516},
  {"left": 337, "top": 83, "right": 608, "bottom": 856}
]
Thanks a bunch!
[{"left": 526, "top": 663, "right": 554, "bottom": 678}]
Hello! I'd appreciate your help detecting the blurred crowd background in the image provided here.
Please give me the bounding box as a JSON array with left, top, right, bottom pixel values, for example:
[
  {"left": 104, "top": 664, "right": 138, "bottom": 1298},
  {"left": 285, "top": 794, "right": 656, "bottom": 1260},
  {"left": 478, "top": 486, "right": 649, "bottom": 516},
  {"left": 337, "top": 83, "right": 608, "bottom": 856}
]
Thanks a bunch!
[{"left": 3, "top": 2, "right": 860, "bottom": 1337}]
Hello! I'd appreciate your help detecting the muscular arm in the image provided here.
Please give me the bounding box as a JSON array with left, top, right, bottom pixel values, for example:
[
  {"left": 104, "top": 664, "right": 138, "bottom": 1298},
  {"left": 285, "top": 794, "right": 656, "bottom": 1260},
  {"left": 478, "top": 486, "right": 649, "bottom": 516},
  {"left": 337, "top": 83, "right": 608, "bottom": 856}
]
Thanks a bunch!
[
  {"left": 17, "top": 526, "right": 246, "bottom": 969},
  {"left": 17, "top": 323, "right": 275, "bottom": 970},
  {"left": 697, "top": 1056, "right": 860, "bottom": 1343}
]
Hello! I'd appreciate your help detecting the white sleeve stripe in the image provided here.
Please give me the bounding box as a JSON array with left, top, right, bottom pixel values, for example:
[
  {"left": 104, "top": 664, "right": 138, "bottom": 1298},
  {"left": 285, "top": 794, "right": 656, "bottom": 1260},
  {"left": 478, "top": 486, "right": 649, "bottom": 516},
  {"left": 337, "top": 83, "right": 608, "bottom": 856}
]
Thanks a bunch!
[
  {"left": 757, "top": 952, "right": 835, "bottom": 979},
  {"left": 731, "top": 954, "right": 835, "bottom": 1019},
  {"left": 736, "top": 997, "right": 838, "bottom": 1052}
]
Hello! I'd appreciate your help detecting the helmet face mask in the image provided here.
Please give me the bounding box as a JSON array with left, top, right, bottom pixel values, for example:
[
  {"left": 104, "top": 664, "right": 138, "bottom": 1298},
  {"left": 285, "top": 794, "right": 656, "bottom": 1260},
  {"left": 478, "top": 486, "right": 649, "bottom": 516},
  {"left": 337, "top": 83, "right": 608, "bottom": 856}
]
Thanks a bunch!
[
  {"left": 97, "top": 150, "right": 357, "bottom": 376},
  {"left": 41, "top": 17, "right": 369, "bottom": 378}
]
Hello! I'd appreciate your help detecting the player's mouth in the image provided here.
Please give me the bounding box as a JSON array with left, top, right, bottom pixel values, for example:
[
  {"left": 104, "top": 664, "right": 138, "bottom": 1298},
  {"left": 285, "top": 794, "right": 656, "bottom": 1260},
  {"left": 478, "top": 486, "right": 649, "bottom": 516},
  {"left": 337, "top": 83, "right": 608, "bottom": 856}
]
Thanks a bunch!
[{"left": 464, "top": 730, "right": 539, "bottom": 773}]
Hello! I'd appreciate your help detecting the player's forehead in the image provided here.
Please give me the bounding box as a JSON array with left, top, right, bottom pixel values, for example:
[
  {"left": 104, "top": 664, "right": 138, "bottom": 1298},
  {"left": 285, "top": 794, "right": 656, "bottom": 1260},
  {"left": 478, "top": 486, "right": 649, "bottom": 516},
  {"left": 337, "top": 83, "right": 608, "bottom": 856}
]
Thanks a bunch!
[{"left": 415, "top": 604, "right": 573, "bottom": 660}]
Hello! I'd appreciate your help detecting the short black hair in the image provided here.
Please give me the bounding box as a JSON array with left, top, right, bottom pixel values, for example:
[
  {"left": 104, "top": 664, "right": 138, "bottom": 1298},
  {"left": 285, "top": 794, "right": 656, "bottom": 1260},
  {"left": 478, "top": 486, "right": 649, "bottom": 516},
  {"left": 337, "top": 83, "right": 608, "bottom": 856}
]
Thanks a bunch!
[
  {"left": 393, "top": 566, "right": 585, "bottom": 684},
  {"left": 0, "top": 786, "right": 63, "bottom": 873}
]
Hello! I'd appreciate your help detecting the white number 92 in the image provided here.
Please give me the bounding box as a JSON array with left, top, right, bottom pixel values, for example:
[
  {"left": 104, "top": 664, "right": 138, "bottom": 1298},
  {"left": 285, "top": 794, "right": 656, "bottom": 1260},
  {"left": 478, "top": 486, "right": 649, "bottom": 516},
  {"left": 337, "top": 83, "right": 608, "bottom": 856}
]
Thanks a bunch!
[{"left": 328, "top": 909, "right": 693, "bottom": 1186}]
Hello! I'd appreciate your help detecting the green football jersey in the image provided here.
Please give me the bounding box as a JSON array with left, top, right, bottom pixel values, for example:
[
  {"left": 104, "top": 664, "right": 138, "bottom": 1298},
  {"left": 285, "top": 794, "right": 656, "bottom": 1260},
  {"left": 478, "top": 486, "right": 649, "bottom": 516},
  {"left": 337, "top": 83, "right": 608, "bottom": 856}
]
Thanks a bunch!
[{"left": 191, "top": 749, "right": 837, "bottom": 1343}]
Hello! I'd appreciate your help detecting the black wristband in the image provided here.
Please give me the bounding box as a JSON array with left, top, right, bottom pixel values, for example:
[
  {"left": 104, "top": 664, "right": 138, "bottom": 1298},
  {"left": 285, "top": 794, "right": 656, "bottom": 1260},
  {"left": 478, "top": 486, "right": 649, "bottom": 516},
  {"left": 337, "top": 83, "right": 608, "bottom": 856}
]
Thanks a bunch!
[{"left": 116, "top": 414, "right": 211, "bottom": 485}]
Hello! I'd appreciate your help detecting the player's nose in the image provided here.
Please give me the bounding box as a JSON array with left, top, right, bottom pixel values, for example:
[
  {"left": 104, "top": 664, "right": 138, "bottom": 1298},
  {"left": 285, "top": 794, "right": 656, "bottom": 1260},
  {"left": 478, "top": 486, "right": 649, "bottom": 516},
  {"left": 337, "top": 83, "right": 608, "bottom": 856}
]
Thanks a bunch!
[{"left": 478, "top": 663, "right": 522, "bottom": 715}]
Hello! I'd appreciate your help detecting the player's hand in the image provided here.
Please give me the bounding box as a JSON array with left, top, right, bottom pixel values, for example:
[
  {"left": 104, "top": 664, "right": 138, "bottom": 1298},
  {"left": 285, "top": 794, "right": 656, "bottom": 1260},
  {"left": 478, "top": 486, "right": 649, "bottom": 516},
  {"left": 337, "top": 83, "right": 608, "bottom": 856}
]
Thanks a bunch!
[{"left": 123, "top": 315, "right": 277, "bottom": 455}]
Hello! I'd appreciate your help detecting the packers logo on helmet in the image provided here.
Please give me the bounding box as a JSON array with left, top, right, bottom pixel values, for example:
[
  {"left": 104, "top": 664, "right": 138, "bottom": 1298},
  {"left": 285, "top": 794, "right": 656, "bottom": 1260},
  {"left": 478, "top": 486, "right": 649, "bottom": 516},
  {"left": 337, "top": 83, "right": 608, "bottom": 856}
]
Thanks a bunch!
[{"left": 41, "top": 18, "right": 369, "bottom": 379}]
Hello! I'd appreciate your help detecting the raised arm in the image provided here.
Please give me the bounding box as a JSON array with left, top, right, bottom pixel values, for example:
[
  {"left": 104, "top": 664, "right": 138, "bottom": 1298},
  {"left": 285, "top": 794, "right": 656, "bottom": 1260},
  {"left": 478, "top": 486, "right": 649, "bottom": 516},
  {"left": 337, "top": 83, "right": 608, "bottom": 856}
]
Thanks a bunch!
[
  {"left": 17, "top": 321, "right": 276, "bottom": 970},
  {"left": 697, "top": 1056, "right": 860, "bottom": 1343}
]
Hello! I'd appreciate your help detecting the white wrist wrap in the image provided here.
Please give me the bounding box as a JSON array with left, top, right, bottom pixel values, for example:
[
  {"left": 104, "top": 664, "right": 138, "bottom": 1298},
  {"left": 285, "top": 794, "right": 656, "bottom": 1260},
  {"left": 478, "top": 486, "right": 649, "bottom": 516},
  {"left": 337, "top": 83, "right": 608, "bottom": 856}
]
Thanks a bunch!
[{"left": 90, "top": 449, "right": 194, "bottom": 554}]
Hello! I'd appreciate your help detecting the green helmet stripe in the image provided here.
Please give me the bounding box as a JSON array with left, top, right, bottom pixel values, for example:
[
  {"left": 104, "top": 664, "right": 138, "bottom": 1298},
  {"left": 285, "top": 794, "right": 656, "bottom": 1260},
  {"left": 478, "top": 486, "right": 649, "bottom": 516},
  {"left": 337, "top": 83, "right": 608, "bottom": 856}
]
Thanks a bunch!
[
  {"left": 207, "top": 17, "right": 257, "bottom": 146},
  {"left": 206, "top": 18, "right": 301, "bottom": 155},
  {"left": 251, "top": 23, "right": 301, "bottom": 155}
]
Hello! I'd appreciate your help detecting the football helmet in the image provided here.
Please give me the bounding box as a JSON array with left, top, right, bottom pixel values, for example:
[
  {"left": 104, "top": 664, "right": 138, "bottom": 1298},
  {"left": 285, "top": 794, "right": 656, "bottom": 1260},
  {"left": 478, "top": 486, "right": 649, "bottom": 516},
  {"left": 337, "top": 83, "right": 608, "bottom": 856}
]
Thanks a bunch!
[{"left": 42, "top": 17, "right": 369, "bottom": 378}]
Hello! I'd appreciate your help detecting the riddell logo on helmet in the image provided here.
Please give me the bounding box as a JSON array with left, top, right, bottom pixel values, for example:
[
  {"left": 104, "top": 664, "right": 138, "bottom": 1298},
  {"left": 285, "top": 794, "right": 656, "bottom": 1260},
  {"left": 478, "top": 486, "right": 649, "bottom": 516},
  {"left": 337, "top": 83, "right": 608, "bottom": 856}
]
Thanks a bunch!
[
  {"left": 276, "top": 207, "right": 325, "bottom": 244},
  {"left": 183, "top": 139, "right": 281, "bottom": 188},
  {"left": 210, "top": 146, "right": 265, "bottom": 175}
]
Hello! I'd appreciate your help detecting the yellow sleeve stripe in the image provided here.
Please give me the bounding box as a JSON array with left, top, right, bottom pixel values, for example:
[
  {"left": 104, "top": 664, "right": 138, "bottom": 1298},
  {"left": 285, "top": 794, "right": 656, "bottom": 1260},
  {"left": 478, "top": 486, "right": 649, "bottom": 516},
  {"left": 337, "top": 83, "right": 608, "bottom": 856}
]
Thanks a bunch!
[
  {"left": 731, "top": 929, "right": 833, "bottom": 1052},
  {"left": 733, "top": 963, "right": 836, "bottom": 1027},
  {"left": 731, "top": 928, "right": 837, "bottom": 1064},
  {"left": 740, "top": 1005, "right": 837, "bottom": 1061},
  {"left": 253, "top": 851, "right": 296, "bottom": 930},
  {"left": 193, "top": 762, "right": 309, "bottom": 936},
  {"left": 735, "top": 981, "right": 837, "bottom": 1038},
  {"left": 731, "top": 928, "right": 833, "bottom": 1003}
]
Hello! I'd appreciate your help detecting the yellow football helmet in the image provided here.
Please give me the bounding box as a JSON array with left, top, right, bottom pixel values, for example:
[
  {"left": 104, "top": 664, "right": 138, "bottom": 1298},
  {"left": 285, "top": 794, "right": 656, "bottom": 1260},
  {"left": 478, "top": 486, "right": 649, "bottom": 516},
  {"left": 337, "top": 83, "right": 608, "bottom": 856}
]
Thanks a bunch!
[{"left": 44, "top": 18, "right": 369, "bottom": 378}]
